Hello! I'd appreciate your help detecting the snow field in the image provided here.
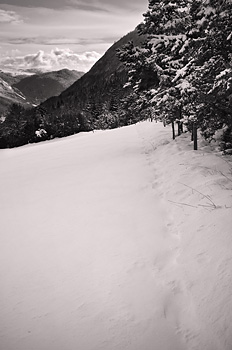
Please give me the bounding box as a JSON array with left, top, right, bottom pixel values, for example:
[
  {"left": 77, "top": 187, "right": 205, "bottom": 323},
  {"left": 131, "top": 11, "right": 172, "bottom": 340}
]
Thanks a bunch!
[
  {"left": 138, "top": 122, "right": 232, "bottom": 349},
  {"left": 0, "top": 121, "right": 232, "bottom": 350}
]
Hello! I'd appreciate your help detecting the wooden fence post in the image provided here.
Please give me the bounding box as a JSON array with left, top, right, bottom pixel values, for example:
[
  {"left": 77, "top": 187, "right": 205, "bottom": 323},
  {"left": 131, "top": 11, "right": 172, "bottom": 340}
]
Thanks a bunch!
[
  {"left": 172, "top": 121, "right": 175, "bottom": 140},
  {"left": 177, "top": 121, "right": 180, "bottom": 136},
  {"left": 193, "top": 122, "right": 198, "bottom": 150},
  {"left": 177, "top": 121, "right": 183, "bottom": 136}
]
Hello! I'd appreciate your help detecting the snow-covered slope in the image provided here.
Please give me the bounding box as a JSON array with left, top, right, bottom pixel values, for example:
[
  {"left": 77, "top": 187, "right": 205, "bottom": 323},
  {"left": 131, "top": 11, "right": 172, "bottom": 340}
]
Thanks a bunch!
[
  {"left": 0, "top": 121, "right": 232, "bottom": 350},
  {"left": 0, "top": 77, "right": 26, "bottom": 100},
  {"left": 0, "top": 77, "right": 30, "bottom": 114}
]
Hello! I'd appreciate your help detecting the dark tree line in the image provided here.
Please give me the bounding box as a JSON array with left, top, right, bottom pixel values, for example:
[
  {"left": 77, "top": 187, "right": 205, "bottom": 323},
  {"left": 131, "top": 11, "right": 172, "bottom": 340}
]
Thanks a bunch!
[{"left": 0, "top": 104, "right": 87, "bottom": 148}]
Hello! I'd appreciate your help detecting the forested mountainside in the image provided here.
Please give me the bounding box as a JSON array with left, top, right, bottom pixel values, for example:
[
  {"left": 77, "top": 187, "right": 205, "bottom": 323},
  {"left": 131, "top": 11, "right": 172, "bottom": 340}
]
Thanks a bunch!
[
  {"left": 40, "top": 30, "right": 146, "bottom": 129},
  {"left": 13, "top": 69, "right": 84, "bottom": 105}
]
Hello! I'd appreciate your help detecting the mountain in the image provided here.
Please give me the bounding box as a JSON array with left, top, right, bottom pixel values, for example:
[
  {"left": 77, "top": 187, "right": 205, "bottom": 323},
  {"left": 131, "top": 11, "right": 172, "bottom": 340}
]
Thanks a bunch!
[
  {"left": 0, "top": 77, "right": 31, "bottom": 115},
  {"left": 13, "top": 69, "right": 85, "bottom": 105},
  {"left": 41, "top": 30, "right": 146, "bottom": 129},
  {"left": 0, "top": 71, "right": 27, "bottom": 86}
]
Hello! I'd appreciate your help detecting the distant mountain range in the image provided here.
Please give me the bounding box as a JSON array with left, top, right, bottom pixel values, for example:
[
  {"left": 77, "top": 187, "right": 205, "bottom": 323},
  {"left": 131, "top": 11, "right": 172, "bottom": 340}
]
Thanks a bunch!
[
  {"left": 13, "top": 69, "right": 84, "bottom": 105},
  {"left": 0, "top": 69, "right": 84, "bottom": 115}
]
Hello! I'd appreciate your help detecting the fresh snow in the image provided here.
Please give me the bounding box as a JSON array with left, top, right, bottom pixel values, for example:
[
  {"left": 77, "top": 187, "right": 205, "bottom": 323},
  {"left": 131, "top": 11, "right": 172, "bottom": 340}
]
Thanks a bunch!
[{"left": 0, "top": 121, "right": 232, "bottom": 350}]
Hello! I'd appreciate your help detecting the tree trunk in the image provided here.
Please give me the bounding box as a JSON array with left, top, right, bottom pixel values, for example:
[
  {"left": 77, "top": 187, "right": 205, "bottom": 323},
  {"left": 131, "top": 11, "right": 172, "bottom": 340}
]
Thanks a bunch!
[
  {"left": 193, "top": 122, "right": 198, "bottom": 150},
  {"left": 180, "top": 122, "right": 183, "bottom": 133},
  {"left": 172, "top": 121, "right": 175, "bottom": 140},
  {"left": 177, "top": 121, "right": 182, "bottom": 136},
  {"left": 177, "top": 106, "right": 183, "bottom": 136},
  {"left": 177, "top": 121, "right": 180, "bottom": 136}
]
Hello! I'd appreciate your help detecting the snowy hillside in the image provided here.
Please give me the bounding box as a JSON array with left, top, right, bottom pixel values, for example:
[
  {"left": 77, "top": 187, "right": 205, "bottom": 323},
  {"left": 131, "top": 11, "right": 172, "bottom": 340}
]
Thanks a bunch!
[
  {"left": 0, "top": 77, "right": 29, "bottom": 115},
  {"left": 0, "top": 121, "right": 232, "bottom": 350}
]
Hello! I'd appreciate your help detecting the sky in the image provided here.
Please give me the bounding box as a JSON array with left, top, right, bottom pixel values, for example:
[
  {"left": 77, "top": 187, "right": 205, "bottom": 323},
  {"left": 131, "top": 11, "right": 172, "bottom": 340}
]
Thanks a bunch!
[{"left": 0, "top": 0, "right": 148, "bottom": 74}]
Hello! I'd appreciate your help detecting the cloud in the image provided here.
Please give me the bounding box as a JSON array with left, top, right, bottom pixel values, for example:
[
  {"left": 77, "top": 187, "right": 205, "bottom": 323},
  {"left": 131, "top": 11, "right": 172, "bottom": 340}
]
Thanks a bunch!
[
  {"left": 67, "top": 0, "right": 109, "bottom": 12},
  {"left": 6, "top": 35, "right": 118, "bottom": 47},
  {"left": 0, "top": 48, "right": 102, "bottom": 73},
  {"left": 0, "top": 0, "right": 67, "bottom": 9},
  {"left": 0, "top": 8, "right": 23, "bottom": 24},
  {"left": 0, "top": 0, "right": 148, "bottom": 12},
  {"left": 0, "top": 0, "right": 110, "bottom": 11}
]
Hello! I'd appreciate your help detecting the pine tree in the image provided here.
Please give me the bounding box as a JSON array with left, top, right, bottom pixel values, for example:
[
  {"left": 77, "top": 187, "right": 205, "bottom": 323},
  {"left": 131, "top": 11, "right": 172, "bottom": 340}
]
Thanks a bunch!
[
  {"left": 188, "top": 0, "right": 232, "bottom": 138},
  {"left": 117, "top": 0, "right": 232, "bottom": 145},
  {"left": 117, "top": 1, "right": 192, "bottom": 130}
]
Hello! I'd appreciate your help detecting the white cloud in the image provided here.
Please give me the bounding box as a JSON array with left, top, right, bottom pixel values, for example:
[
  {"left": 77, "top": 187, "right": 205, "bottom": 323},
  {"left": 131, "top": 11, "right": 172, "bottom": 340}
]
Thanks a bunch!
[
  {"left": 0, "top": 48, "right": 102, "bottom": 73},
  {"left": 0, "top": 9, "right": 22, "bottom": 24}
]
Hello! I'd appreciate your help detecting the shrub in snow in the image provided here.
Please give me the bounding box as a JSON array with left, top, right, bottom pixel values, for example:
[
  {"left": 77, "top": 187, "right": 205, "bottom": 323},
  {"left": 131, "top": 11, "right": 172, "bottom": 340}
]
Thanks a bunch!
[
  {"left": 35, "top": 129, "right": 47, "bottom": 138},
  {"left": 224, "top": 148, "right": 232, "bottom": 155}
]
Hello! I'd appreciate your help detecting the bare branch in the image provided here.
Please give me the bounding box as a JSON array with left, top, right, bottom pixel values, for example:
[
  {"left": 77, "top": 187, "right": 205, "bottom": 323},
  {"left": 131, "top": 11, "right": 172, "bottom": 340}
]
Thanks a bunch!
[{"left": 178, "top": 182, "right": 217, "bottom": 209}]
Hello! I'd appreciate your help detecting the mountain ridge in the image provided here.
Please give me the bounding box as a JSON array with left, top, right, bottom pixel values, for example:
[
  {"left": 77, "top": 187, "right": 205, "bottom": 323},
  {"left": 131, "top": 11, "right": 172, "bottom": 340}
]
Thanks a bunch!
[{"left": 13, "top": 69, "right": 84, "bottom": 105}]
